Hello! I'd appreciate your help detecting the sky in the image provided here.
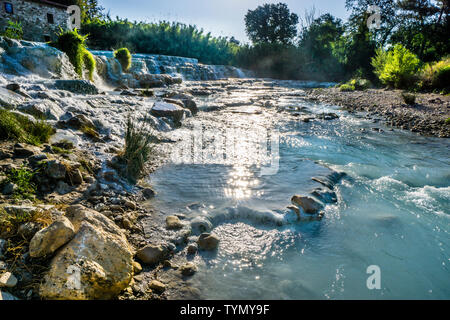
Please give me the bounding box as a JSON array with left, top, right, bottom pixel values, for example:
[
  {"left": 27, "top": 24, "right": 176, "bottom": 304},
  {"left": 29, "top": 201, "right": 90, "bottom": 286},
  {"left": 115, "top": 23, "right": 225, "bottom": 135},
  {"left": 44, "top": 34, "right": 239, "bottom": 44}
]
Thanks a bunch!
[{"left": 98, "top": 0, "right": 350, "bottom": 43}]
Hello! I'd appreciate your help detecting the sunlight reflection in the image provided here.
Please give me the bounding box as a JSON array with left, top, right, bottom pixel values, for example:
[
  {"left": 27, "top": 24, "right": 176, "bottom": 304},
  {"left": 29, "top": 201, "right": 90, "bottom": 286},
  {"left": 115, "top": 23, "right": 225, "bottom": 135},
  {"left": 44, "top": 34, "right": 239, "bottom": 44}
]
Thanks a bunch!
[{"left": 224, "top": 165, "right": 260, "bottom": 199}]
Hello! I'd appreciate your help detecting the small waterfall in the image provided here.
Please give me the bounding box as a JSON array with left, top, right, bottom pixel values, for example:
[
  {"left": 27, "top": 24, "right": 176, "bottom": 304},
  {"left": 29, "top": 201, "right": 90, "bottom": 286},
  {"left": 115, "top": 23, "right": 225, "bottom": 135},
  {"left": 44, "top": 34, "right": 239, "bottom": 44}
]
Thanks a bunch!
[
  {"left": 91, "top": 50, "right": 252, "bottom": 82},
  {"left": 0, "top": 37, "right": 253, "bottom": 88}
]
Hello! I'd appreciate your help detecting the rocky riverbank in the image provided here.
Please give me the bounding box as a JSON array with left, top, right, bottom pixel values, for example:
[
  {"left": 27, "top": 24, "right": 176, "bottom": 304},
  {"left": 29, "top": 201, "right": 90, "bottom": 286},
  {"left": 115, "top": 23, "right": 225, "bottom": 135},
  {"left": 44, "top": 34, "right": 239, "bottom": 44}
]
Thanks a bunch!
[
  {"left": 305, "top": 88, "right": 450, "bottom": 138},
  {"left": 0, "top": 69, "right": 243, "bottom": 300}
]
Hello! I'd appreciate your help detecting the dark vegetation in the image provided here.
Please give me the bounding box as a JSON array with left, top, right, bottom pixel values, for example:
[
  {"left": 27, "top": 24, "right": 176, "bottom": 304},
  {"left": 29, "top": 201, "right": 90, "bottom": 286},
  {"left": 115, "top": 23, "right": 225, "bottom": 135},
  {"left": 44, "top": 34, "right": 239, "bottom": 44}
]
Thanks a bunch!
[
  {"left": 115, "top": 117, "right": 155, "bottom": 184},
  {"left": 0, "top": 21, "right": 23, "bottom": 40},
  {"left": 114, "top": 47, "right": 132, "bottom": 72},
  {"left": 51, "top": 29, "right": 96, "bottom": 81},
  {"left": 1, "top": 167, "right": 37, "bottom": 200},
  {"left": 401, "top": 92, "right": 417, "bottom": 105},
  {"left": 81, "top": 20, "right": 239, "bottom": 66}
]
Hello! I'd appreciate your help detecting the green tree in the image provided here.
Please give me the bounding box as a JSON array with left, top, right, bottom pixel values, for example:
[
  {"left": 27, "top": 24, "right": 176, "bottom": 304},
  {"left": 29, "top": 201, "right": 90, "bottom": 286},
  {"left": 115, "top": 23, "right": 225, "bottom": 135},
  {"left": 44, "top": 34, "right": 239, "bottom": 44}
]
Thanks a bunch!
[
  {"left": 346, "top": 0, "right": 449, "bottom": 62},
  {"left": 81, "top": 19, "right": 239, "bottom": 66},
  {"left": 341, "top": 12, "right": 377, "bottom": 78},
  {"left": 298, "top": 14, "right": 345, "bottom": 80},
  {"left": 245, "top": 3, "right": 299, "bottom": 44},
  {"left": 1, "top": 21, "right": 23, "bottom": 40},
  {"left": 77, "top": 0, "right": 105, "bottom": 23},
  {"left": 391, "top": 0, "right": 449, "bottom": 61},
  {"left": 345, "top": 0, "right": 398, "bottom": 45},
  {"left": 50, "top": 0, "right": 105, "bottom": 23},
  {"left": 372, "top": 44, "right": 422, "bottom": 88}
]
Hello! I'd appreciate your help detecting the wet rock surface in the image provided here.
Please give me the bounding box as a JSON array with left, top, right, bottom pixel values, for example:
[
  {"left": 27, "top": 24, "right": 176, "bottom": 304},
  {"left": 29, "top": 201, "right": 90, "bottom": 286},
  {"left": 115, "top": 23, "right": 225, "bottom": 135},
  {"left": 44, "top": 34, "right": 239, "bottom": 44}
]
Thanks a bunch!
[
  {"left": 29, "top": 216, "right": 75, "bottom": 258},
  {"left": 39, "top": 206, "right": 134, "bottom": 300}
]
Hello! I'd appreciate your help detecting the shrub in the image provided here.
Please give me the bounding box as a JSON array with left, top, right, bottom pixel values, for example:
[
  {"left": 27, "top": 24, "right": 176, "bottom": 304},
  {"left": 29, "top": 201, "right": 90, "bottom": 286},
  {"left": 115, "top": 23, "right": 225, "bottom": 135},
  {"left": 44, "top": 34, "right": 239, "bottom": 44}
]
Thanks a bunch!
[
  {"left": 420, "top": 57, "right": 450, "bottom": 91},
  {"left": 118, "top": 116, "right": 155, "bottom": 183},
  {"left": 339, "top": 83, "right": 355, "bottom": 92},
  {"left": 401, "top": 92, "right": 416, "bottom": 105},
  {"left": 0, "top": 109, "right": 26, "bottom": 141},
  {"left": 1, "top": 167, "right": 36, "bottom": 200},
  {"left": 372, "top": 44, "right": 422, "bottom": 89},
  {"left": 353, "top": 78, "right": 372, "bottom": 90},
  {"left": 0, "top": 109, "right": 54, "bottom": 145},
  {"left": 53, "top": 29, "right": 87, "bottom": 76},
  {"left": 1, "top": 21, "right": 23, "bottom": 40},
  {"left": 339, "top": 78, "right": 372, "bottom": 91},
  {"left": 80, "top": 125, "right": 100, "bottom": 140},
  {"left": 82, "top": 49, "right": 96, "bottom": 81},
  {"left": 114, "top": 48, "right": 132, "bottom": 72},
  {"left": 53, "top": 29, "right": 95, "bottom": 80},
  {"left": 81, "top": 20, "right": 239, "bottom": 66}
]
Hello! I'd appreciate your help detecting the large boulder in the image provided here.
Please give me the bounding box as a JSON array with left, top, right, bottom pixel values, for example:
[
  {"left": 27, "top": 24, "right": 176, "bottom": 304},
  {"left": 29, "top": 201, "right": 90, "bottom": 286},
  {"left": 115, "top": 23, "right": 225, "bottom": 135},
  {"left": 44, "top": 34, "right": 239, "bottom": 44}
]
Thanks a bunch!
[
  {"left": 39, "top": 205, "right": 134, "bottom": 300},
  {"left": 291, "top": 195, "right": 323, "bottom": 214},
  {"left": 0, "top": 87, "right": 25, "bottom": 108},
  {"left": 3, "top": 205, "right": 37, "bottom": 216},
  {"left": 0, "top": 290, "right": 19, "bottom": 300},
  {"left": 65, "top": 114, "right": 96, "bottom": 131},
  {"left": 197, "top": 233, "right": 220, "bottom": 251},
  {"left": 190, "top": 216, "right": 213, "bottom": 235},
  {"left": 150, "top": 102, "right": 186, "bottom": 123},
  {"left": 166, "top": 215, "right": 184, "bottom": 230},
  {"left": 29, "top": 216, "right": 75, "bottom": 258},
  {"left": 149, "top": 280, "right": 166, "bottom": 293},
  {"left": 1, "top": 39, "right": 78, "bottom": 79},
  {"left": 164, "top": 92, "right": 198, "bottom": 114},
  {"left": 180, "top": 262, "right": 197, "bottom": 276},
  {"left": 18, "top": 100, "right": 64, "bottom": 120},
  {"left": 136, "top": 244, "right": 168, "bottom": 266},
  {"left": 45, "top": 160, "right": 67, "bottom": 180},
  {"left": 0, "top": 272, "right": 17, "bottom": 288},
  {"left": 53, "top": 80, "right": 99, "bottom": 95},
  {"left": 164, "top": 98, "right": 198, "bottom": 115}
]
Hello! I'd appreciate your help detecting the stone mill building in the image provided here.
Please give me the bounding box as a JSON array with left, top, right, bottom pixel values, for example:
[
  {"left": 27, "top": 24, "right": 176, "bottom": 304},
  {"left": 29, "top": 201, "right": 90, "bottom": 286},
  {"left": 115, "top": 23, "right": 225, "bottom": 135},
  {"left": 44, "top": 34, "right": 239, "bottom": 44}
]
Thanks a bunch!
[{"left": 0, "top": 0, "right": 70, "bottom": 42}]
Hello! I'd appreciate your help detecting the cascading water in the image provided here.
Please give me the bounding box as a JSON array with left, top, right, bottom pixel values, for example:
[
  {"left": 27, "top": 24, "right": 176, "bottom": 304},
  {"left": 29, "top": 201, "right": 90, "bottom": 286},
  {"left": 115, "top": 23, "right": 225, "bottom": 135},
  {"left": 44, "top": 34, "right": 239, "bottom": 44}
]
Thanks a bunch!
[
  {"left": 91, "top": 50, "right": 252, "bottom": 82},
  {"left": 0, "top": 37, "right": 252, "bottom": 90}
]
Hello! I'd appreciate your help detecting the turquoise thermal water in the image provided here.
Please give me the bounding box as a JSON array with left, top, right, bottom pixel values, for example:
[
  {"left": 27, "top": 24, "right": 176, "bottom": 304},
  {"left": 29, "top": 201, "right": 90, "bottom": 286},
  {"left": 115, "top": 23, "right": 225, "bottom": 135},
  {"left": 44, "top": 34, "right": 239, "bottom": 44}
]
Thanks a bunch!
[{"left": 148, "top": 81, "right": 450, "bottom": 299}]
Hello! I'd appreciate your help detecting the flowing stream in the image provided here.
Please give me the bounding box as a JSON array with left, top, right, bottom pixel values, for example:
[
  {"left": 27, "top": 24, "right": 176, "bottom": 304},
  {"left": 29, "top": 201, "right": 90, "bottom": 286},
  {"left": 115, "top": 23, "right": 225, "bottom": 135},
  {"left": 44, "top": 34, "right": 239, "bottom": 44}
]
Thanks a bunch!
[
  {"left": 148, "top": 80, "right": 450, "bottom": 300},
  {"left": 1, "top": 38, "right": 448, "bottom": 300}
]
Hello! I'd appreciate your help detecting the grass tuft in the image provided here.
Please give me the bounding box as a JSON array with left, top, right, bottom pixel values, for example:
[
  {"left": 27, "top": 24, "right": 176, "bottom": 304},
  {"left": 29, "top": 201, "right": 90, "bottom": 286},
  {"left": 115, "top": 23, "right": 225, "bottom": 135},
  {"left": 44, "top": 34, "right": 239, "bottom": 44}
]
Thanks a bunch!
[
  {"left": 114, "top": 47, "right": 132, "bottom": 72},
  {"left": 118, "top": 116, "right": 155, "bottom": 183},
  {"left": 0, "top": 109, "right": 54, "bottom": 146},
  {"left": 401, "top": 92, "right": 416, "bottom": 105},
  {"left": 1, "top": 167, "right": 37, "bottom": 200}
]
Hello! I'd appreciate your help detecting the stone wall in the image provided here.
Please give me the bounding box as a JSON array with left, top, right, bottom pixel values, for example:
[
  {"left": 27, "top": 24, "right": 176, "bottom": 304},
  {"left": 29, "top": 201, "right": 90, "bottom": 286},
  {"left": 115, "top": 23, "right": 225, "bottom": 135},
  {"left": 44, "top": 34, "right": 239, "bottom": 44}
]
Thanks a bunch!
[{"left": 0, "top": 0, "right": 69, "bottom": 42}]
